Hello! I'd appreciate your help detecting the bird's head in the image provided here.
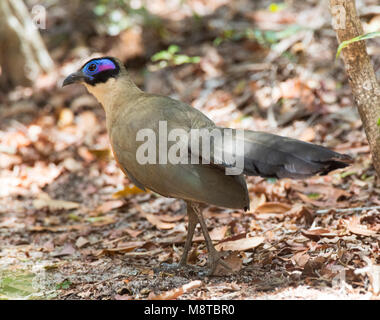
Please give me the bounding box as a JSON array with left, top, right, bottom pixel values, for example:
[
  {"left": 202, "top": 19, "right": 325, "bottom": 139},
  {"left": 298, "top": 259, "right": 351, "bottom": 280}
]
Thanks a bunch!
[
  {"left": 62, "top": 56, "right": 122, "bottom": 87},
  {"left": 62, "top": 56, "right": 140, "bottom": 109}
]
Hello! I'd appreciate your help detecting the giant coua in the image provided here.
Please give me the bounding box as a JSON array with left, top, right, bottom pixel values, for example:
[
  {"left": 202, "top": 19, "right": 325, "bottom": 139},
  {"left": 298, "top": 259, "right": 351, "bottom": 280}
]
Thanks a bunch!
[{"left": 63, "top": 57, "right": 352, "bottom": 274}]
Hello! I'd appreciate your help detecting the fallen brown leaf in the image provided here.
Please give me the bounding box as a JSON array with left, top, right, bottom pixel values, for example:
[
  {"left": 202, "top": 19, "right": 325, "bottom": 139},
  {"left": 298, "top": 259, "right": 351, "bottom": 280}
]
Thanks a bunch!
[
  {"left": 214, "top": 252, "right": 243, "bottom": 275},
  {"left": 215, "top": 236, "right": 264, "bottom": 251},
  {"left": 158, "top": 213, "right": 186, "bottom": 222},
  {"left": 296, "top": 192, "right": 327, "bottom": 207},
  {"left": 86, "top": 215, "right": 117, "bottom": 227},
  {"left": 75, "top": 236, "right": 89, "bottom": 248},
  {"left": 52, "top": 243, "right": 76, "bottom": 257},
  {"left": 29, "top": 224, "right": 87, "bottom": 232},
  {"left": 301, "top": 228, "right": 338, "bottom": 241},
  {"left": 194, "top": 225, "right": 228, "bottom": 241},
  {"left": 33, "top": 193, "right": 80, "bottom": 211},
  {"left": 148, "top": 280, "right": 202, "bottom": 300},
  {"left": 287, "top": 204, "right": 315, "bottom": 226},
  {"left": 124, "top": 228, "right": 143, "bottom": 238},
  {"left": 145, "top": 214, "right": 176, "bottom": 230},
  {"left": 94, "top": 200, "right": 124, "bottom": 215},
  {"left": 255, "top": 202, "right": 291, "bottom": 214},
  {"left": 101, "top": 241, "right": 146, "bottom": 254},
  {"left": 294, "top": 183, "right": 351, "bottom": 207},
  {"left": 292, "top": 251, "right": 310, "bottom": 267},
  {"left": 43, "top": 240, "right": 55, "bottom": 252},
  {"left": 346, "top": 216, "right": 378, "bottom": 237},
  {"left": 302, "top": 256, "right": 326, "bottom": 276},
  {"left": 112, "top": 185, "right": 146, "bottom": 198}
]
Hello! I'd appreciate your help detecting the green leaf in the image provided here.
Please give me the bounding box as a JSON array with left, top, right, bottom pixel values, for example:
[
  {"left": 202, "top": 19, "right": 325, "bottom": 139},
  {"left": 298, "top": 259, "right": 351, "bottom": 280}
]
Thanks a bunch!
[
  {"left": 56, "top": 280, "right": 71, "bottom": 290},
  {"left": 173, "top": 54, "right": 191, "bottom": 65},
  {"left": 307, "top": 193, "right": 321, "bottom": 199},
  {"left": 151, "top": 50, "right": 172, "bottom": 62},
  {"left": 94, "top": 4, "right": 107, "bottom": 16},
  {"left": 68, "top": 213, "right": 81, "bottom": 221},
  {"left": 266, "top": 178, "right": 277, "bottom": 184},
  {"left": 268, "top": 3, "right": 287, "bottom": 12},
  {"left": 340, "top": 170, "right": 356, "bottom": 178},
  {"left": 191, "top": 56, "right": 201, "bottom": 63},
  {"left": 167, "top": 44, "right": 180, "bottom": 55},
  {"left": 173, "top": 55, "right": 200, "bottom": 65},
  {"left": 336, "top": 32, "right": 380, "bottom": 59},
  {"left": 213, "top": 37, "right": 223, "bottom": 46},
  {"left": 151, "top": 45, "right": 200, "bottom": 69},
  {"left": 377, "top": 117, "right": 380, "bottom": 127}
]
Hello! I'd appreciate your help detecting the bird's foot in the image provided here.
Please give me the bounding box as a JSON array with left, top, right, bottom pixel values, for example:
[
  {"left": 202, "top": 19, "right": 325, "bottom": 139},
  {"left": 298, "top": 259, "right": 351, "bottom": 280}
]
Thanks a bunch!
[{"left": 208, "top": 249, "right": 233, "bottom": 276}]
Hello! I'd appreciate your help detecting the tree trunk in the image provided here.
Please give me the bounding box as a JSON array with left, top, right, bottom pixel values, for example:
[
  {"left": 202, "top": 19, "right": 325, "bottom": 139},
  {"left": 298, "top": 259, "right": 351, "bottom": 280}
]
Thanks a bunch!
[
  {"left": 0, "top": 0, "right": 54, "bottom": 89},
  {"left": 329, "top": 0, "right": 380, "bottom": 176}
]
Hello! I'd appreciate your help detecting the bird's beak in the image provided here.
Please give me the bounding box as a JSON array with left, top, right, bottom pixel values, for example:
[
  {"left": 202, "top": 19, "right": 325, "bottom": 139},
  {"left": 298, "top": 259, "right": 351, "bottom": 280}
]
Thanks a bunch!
[{"left": 62, "top": 71, "right": 86, "bottom": 87}]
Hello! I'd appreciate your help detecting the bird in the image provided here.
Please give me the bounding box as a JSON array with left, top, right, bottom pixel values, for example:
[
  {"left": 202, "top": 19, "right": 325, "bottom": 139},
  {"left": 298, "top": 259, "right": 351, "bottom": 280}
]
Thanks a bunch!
[{"left": 63, "top": 56, "right": 353, "bottom": 274}]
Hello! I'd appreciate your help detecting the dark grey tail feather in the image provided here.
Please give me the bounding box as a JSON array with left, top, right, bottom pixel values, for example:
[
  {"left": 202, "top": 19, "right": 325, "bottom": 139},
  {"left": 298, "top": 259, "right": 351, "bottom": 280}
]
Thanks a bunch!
[
  {"left": 207, "top": 128, "right": 353, "bottom": 179},
  {"left": 241, "top": 131, "right": 352, "bottom": 179}
]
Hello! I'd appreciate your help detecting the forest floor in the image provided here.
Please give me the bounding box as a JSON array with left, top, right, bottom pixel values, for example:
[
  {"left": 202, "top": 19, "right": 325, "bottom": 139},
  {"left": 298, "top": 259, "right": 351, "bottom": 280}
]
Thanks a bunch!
[{"left": 0, "top": 0, "right": 379, "bottom": 299}]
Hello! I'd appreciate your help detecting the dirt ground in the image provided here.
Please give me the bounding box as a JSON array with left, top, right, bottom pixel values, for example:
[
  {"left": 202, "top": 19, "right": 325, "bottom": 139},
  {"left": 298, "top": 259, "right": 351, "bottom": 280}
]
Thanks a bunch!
[{"left": 0, "top": 0, "right": 379, "bottom": 300}]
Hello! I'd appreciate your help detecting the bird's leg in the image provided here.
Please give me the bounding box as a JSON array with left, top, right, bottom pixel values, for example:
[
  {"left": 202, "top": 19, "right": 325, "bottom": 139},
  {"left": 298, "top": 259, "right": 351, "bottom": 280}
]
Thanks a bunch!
[
  {"left": 178, "top": 201, "right": 199, "bottom": 267},
  {"left": 190, "top": 202, "right": 232, "bottom": 275}
]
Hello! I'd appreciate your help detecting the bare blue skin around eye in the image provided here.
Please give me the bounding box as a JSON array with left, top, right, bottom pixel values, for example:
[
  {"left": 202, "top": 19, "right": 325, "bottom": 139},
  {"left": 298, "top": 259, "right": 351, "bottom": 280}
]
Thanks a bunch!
[
  {"left": 97, "top": 59, "right": 116, "bottom": 72},
  {"left": 83, "top": 59, "right": 116, "bottom": 78}
]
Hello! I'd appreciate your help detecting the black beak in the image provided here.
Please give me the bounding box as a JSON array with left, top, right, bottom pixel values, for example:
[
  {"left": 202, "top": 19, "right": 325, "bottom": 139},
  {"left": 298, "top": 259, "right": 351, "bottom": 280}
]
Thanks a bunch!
[{"left": 62, "top": 71, "right": 86, "bottom": 87}]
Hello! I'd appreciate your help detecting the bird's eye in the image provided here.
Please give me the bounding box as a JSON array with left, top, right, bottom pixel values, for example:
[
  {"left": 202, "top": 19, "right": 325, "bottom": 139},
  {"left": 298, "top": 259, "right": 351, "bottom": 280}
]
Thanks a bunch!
[{"left": 88, "top": 63, "right": 97, "bottom": 72}]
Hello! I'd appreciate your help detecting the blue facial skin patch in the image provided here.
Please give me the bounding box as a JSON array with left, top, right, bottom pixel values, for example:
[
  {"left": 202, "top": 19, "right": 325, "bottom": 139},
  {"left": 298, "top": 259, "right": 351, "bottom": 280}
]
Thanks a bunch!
[
  {"left": 97, "top": 59, "right": 117, "bottom": 72},
  {"left": 83, "top": 58, "right": 116, "bottom": 79},
  {"left": 78, "top": 57, "right": 120, "bottom": 85}
]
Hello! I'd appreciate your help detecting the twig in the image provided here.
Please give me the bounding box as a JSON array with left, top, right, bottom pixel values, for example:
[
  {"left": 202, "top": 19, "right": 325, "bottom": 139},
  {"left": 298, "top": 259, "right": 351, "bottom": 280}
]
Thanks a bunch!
[{"left": 316, "top": 206, "right": 380, "bottom": 215}]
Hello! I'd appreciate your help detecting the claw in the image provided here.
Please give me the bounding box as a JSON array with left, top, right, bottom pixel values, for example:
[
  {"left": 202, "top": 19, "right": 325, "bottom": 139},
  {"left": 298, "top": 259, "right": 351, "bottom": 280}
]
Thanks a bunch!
[
  {"left": 208, "top": 249, "right": 233, "bottom": 275},
  {"left": 189, "top": 202, "right": 235, "bottom": 275}
]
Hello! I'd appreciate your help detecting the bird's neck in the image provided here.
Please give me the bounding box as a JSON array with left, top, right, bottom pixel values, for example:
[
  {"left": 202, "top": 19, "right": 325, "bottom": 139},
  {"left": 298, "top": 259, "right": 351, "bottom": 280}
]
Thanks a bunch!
[{"left": 84, "top": 75, "right": 142, "bottom": 128}]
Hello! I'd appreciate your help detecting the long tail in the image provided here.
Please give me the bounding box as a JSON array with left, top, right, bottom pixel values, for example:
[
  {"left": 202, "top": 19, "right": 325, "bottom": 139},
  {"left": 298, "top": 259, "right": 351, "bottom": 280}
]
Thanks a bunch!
[
  {"left": 210, "top": 129, "right": 353, "bottom": 179},
  {"left": 240, "top": 131, "right": 352, "bottom": 178}
]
